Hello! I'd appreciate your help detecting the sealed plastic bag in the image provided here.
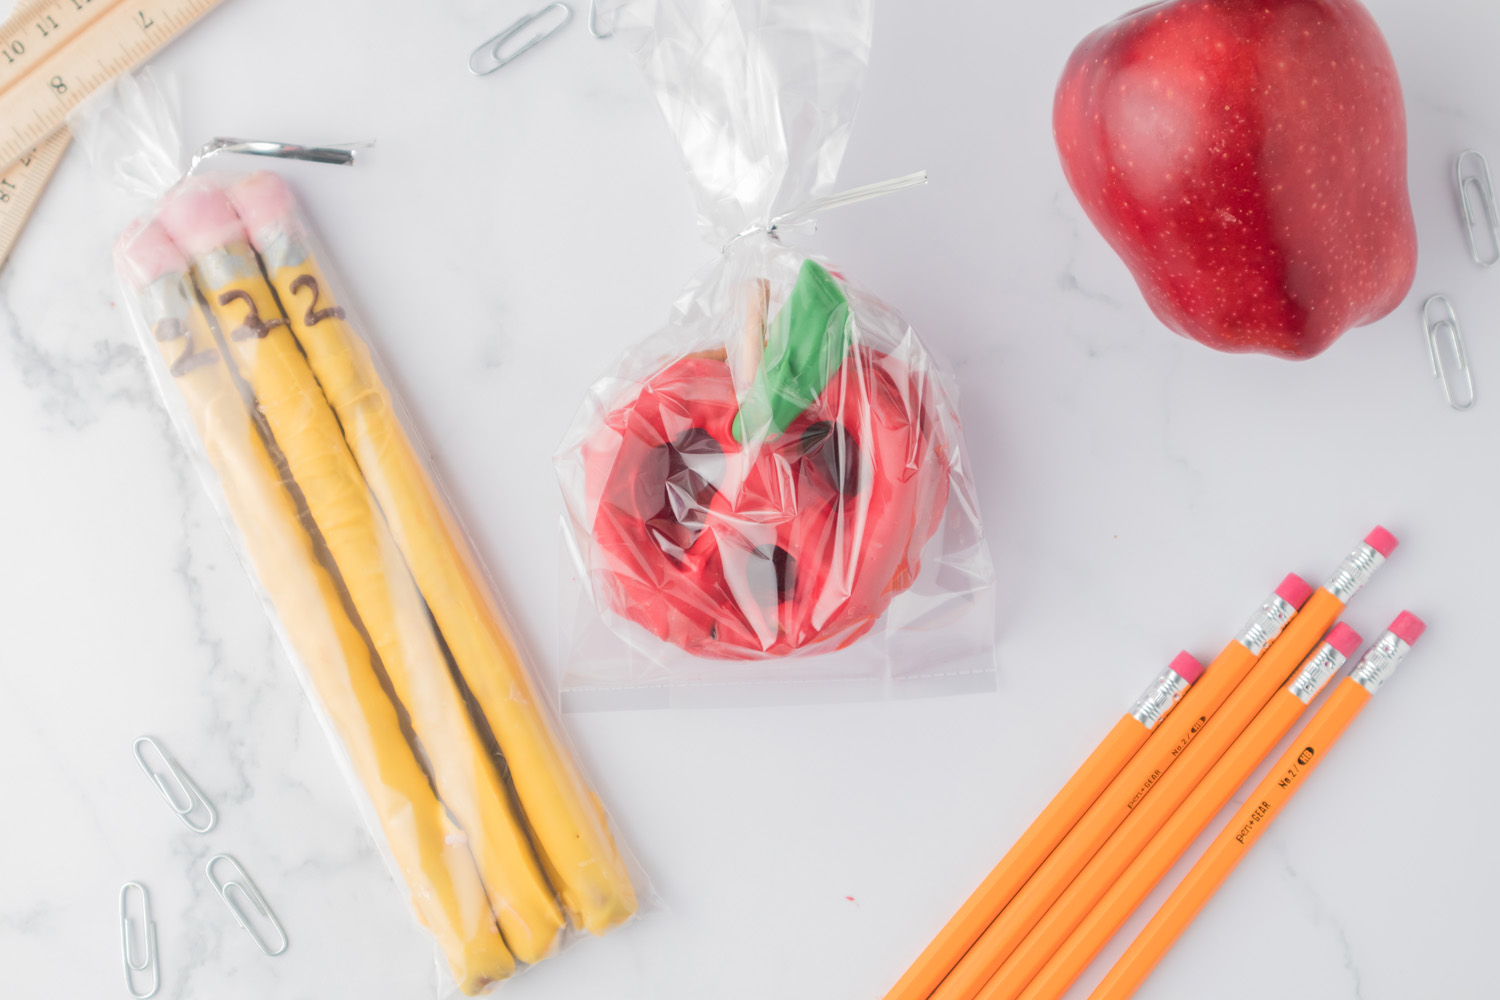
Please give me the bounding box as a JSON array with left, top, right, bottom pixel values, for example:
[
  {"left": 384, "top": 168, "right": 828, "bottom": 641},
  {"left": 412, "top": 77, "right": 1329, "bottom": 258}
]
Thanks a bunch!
[
  {"left": 79, "top": 73, "right": 639, "bottom": 995},
  {"left": 555, "top": 0, "right": 995, "bottom": 706}
]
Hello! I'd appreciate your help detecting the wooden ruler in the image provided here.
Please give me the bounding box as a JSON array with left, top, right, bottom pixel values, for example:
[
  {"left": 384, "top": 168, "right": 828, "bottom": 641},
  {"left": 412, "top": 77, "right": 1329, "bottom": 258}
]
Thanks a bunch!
[
  {"left": 0, "top": 0, "right": 227, "bottom": 265},
  {"left": 0, "top": 125, "right": 68, "bottom": 265}
]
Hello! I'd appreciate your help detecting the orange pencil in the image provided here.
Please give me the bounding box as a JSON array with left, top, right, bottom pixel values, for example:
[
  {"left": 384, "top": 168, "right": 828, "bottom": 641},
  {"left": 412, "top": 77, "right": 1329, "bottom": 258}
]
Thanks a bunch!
[
  {"left": 925, "top": 574, "right": 1315, "bottom": 1000},
  {"left": 882, "top": 648, "right": 1210, "bottom": 1000},
  {"left": 959, "top": 529, "right": 1396, "bottom": 1000},
  {"left": 1087, "top": 613, "right": 1426, "bottom": 1000},
  {"left": 1010, "top": 621, "right": 1366, "bottom": 1000}
]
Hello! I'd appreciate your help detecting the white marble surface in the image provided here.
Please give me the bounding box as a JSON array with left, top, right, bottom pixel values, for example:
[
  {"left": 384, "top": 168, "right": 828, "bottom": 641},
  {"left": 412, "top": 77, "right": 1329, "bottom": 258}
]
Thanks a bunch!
[{"left": 3, "top": 0, "right": 1499, "bottom": 997}]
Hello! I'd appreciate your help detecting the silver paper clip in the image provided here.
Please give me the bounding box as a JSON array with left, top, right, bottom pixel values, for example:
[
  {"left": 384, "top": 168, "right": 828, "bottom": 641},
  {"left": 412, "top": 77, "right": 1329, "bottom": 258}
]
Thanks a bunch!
[
  {"left": 133, "top": 736, "right": 217, "bottom": 834},
  {"left": 120, "top": 882, "right": 160, "bottom": 1000},
  {"left": 469, "top": 2, "right": 573, "bottom": 75},
  {"left": 206, "top": 854, "right": 288, "bottom": 957},
  {"left": 588, "top": 0, "right": 614, "bottom": 38},
  {"left": 1458, "top": 150, "right": 1500, "bottom": 267},
  {"left": 1422, "top": 294, "right": 1476, "bottom": 410}
]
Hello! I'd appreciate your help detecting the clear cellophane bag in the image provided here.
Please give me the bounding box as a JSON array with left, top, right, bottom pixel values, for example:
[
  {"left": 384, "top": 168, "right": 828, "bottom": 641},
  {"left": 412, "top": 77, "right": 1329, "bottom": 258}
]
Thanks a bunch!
[
  {"left": 77, "top": 72, "right": 643, "bottom": 996},
  {"left": 554, "top": 0, "right": 995, "bottom": 709}
]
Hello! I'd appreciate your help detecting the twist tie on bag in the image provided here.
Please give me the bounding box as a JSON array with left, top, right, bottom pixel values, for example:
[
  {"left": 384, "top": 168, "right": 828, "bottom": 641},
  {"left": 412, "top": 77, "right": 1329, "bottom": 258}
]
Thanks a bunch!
[
  {"left": 719, "top": 169, "right": 929, "bottom": 254},
  {"left": 188, "top": 138, "right": 374, "bottom": 173},
  {"left": 71, "top": 70, "right": 373, "bottom": 207}
]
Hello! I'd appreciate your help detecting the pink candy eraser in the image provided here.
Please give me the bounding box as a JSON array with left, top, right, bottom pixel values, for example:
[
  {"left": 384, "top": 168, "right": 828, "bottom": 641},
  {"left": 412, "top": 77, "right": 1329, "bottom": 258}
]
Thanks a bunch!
[
  {"left": 115, "top": 217, "right": 187, "bottom": 289},
  {"left": 158, "top": 176, "right": 246, "bottom": 257},
  {"left": 226, "top": 171, "right": 300, "bottom": 249},
  {"left": 1388, "top": 611, "right": 1427, "bottom": 646},
  {"left": 1168, "top": 651, "right": 1205, "bottom": 684},
  {"left": 1324, "top": 622, "right": 1363, "bottom": 660},
  {"left": 1364, "top": 526, "right": 1398, "bottom": 558},
  {"left": 1275, "top": 573, "right": 1314, "bottom": 609}
]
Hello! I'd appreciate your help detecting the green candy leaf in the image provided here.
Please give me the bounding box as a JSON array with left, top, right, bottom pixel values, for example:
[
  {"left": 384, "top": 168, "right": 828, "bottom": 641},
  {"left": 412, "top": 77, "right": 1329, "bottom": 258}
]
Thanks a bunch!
[{"left": 732, "top": 259, "right": 850, "bottom": 443}]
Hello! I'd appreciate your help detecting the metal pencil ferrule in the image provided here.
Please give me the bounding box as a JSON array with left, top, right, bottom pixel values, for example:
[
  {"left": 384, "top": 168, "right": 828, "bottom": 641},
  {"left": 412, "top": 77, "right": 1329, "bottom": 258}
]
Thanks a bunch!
[
  {"left": 1350, "top": 631, "right": 1412, "bottom": 695},
  {"left": 1236, "top": 594, "right": 1298, "bottom": 656},
  {"left": 1287, "top": 642, "right": 1349, "bottom": 704},
  {"left": 1324, "top": 543, "right": 1385, "bottom": 604},
  {"left": 193, "top": 244, "right": 263, "bottom": 288},
  {"left": 1129, "top": 668, "right": 1193, "bottom": 731},
  {"left": 255, "top": 228, "right": 309, "bottom": 274},
  {"left": 139, "top": 274, "right": 194, "bottom": 328}
]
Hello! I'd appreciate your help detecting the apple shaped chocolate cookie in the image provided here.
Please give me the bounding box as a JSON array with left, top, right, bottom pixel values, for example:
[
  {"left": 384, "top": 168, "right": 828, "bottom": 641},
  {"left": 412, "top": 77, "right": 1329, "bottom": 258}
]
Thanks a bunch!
[
  {"left": 1054, "top": 0, "right": 1416, "bottom": 358},
  {"left": 586, "top": 261, "right": 949, "bottom": 658}
]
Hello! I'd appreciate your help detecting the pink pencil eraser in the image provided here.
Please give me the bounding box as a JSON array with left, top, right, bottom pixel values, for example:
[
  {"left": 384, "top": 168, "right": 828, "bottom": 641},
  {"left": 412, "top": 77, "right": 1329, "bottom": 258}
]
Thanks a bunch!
[
  {"left": 115, "top": 217, "right": 187, "bottom": 289},
  {"left": 1388, "top": 611, "right": 1427, "bottom": 646},
  {"left": 1364, "top": 526, "right": 1398, "bottom": 558},
  {"left": 226, "top": 171, "right": 301, "bottom": 250},
  {"left": 1275, "top": 573, "right": 1314, "bottom": 610},
  {"left": 158, "top": 176, "right": 246, "bottom": 257},
  {"left": 1324, "top": 622, "right": 1363, "bottom": 660},
  {"left": 1167, "top": 651, "right": 1205, "bottom": 684}
]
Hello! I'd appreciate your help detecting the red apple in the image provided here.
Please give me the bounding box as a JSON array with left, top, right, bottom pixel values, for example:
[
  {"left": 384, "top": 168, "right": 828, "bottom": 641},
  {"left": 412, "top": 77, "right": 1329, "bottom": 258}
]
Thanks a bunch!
[{"left": 1054, "top": 0, "right": 1417, "bottom": 359}]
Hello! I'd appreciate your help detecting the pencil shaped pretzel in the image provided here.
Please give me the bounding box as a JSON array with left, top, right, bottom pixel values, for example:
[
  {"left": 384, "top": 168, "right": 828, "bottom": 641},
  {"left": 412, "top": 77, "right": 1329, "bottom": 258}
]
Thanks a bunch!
[
  {"left": 115, "top": 218, "right": 514, "bottom": 994},
  {"left": 157, "top": 179, "right": 565, "bottom": 965},
  {"left": 227, "top": 171, "right": 637, "bottom": 934}
]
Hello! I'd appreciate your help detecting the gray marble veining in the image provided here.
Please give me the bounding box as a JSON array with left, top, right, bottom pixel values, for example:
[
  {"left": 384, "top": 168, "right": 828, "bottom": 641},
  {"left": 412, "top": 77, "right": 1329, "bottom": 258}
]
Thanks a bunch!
[{"left": 3, "top": 0, "right": 1498, "bottom": 998}]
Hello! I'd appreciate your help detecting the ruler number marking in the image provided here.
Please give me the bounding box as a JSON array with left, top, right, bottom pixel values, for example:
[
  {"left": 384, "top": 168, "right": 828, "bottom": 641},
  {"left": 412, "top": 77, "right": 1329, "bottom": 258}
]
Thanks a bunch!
[
  {"left": 3, "top": 0, "right": 99, "bottom": 75},
  {"left": 0, "top": 0, "right": 224, "bottom": 261}
]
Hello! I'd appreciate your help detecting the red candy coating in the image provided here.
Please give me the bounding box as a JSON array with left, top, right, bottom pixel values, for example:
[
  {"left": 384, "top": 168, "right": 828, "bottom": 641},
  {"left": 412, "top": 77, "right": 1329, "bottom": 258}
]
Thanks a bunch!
[{"left": 586, "top": 348, "right": 949, "bottom": 659}]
